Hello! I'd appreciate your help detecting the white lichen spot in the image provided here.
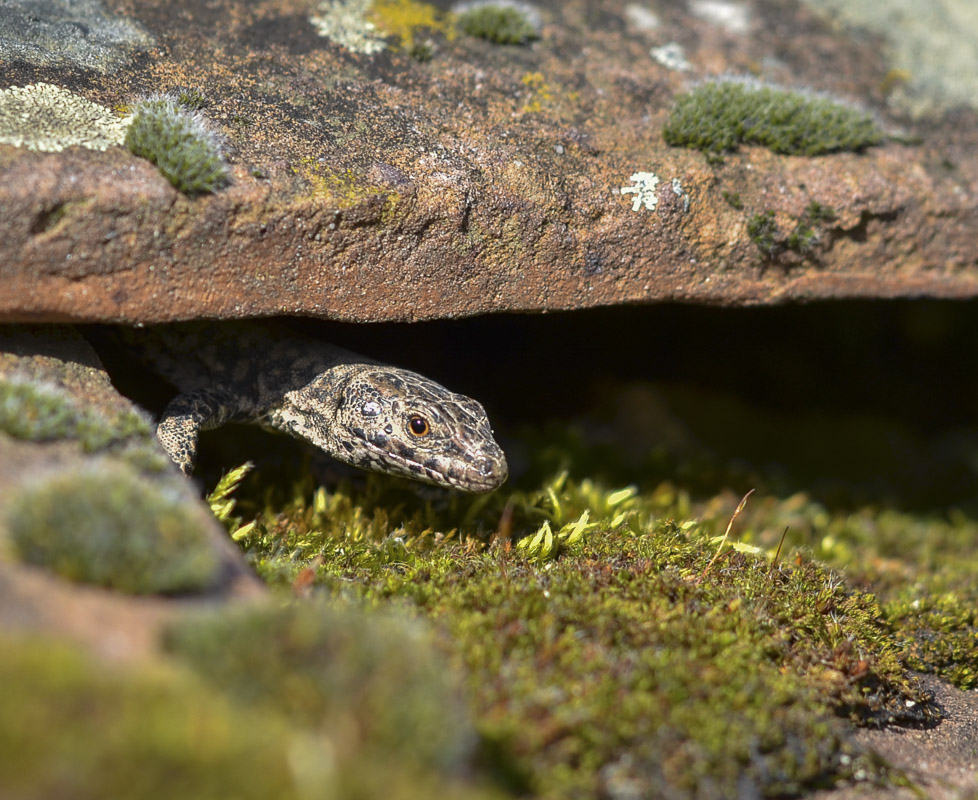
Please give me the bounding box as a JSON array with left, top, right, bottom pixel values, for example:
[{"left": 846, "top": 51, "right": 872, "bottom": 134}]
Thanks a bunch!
[
  {"left": 621, "top": 172, "right": 661, "bottom": 212},
  {"left": 309, "top": 0, "right": 387, "bottom": 54},
  {"left": 671, "top": 177, "right": 691, "bottom": 212},
  {"left": 0, "top": 83, "right": 129, "bottom": 152},
  {"left": 624, "top": 4, "right": 660, "bottom": 31},
  {"left": 650, "top": 41, "right": 692, "bottom": 71},
  {"left": 688, "top": 0, "right": 751, "bottom": 34}
]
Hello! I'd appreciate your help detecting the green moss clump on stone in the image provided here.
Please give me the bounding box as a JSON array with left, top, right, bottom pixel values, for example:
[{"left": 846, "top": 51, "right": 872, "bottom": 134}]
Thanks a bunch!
[
  {"left": 0, "top": 377, "right": 154, "bottom": 454},
  {"left": 663, "top": 80, "right": 883, "bottom": 157},
  {"left": 455, "top": 2, "right": 540, "bottom": 45},
  {"left": 745, "top": 201, "right": 838, "bottom": 260},
  {"left": 747, "top": 210, "right": 779, "bottom": 256},
  {"left": 165, "top": 600, "right": 476, "bottom": 774},
  {"left": 5, "top": 464, "right": 218, "bottom": 594},
  {"left": 125, "top": 96, "right": 229, "bottom": 195}
]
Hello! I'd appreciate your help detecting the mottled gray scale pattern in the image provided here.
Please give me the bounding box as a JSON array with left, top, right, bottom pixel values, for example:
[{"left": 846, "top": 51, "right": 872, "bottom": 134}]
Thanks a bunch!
[{"left": 113, "top": 322, "right": 508, "bottom": 492}]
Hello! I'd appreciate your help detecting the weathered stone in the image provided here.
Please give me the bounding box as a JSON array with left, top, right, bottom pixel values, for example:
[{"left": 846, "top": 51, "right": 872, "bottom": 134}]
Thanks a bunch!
[
  {"left": 0, "top": 0, "right": 976, "bottom": 323},
  {"left": 0, "top": 326, "right": 263, "bottom": 661}
]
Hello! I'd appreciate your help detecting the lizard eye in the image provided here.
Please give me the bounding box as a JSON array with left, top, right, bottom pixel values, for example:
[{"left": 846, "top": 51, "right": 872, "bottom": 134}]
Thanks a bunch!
[{"left": 408, "top": 414, "right": 430, "bottom": 437}]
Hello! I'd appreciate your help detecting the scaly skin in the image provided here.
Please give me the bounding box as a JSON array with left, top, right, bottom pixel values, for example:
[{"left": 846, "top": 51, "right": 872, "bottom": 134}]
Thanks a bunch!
[{"left": 111, "top": 322, "right": 508, "bottom": 492}]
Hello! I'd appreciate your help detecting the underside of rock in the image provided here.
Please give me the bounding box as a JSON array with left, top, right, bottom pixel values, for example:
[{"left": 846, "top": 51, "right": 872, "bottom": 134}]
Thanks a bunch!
[{"left": 0, "top": 0, "right": 976, "bottom": 323}]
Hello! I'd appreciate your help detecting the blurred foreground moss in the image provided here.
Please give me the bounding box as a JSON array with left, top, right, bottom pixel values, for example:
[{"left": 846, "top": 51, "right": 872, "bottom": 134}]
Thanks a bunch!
[
  {"left": 164, "top": 601, "right": 477, "bottom": 775},
  {"left": 5, "top": 463, "right": 219, "bottom": 594},
  {"left": 219, "top": 454, "right": 949, "bottom": 798},
  {"left": 0, "top": 637, "right": 298, "bottom": 800},
  {"left": 0, "top": 376, "right": 165, "bottom": 469},
  {"left": 0, "top": 633, "right": 504, "bottom": 800}
]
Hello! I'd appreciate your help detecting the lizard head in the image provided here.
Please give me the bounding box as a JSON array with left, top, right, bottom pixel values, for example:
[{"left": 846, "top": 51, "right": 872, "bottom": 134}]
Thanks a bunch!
[{"left": 284, "top": 365, "right": 508, "bottom": 492}]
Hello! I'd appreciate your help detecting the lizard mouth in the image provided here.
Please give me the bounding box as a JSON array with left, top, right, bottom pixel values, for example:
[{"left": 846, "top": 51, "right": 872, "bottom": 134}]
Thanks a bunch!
[{"left": 361, "top": 439, "right": 507, "bottom": 493}]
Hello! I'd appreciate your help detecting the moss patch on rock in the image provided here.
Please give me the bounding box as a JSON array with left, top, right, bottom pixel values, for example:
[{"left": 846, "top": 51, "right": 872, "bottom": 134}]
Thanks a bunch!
[
  {"left": 663, "top": 80, "right": 883, "bottom": 157},
  {"left": 125, "top": 96, "right": 229, "bottom": 195},
  {"left": 0, "top": 377, "right": 151, "bottom": 452},
  {"left": 5, "top": 463, "right": 218, "bottom": 594},
  {"left": 455, "top": 2, "right": 540, "bottom": 45}
]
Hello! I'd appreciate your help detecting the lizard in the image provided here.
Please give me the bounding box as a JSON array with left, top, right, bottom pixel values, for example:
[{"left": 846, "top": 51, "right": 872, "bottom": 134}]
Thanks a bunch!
[{"left": 90, "top": 322, "right": 508, "bottom": 493}]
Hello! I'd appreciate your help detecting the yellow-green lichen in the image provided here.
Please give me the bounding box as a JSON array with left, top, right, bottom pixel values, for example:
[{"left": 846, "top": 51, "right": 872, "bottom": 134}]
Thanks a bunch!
[
  {"left": 370, "top": 0, "right": 456, "bottom": 52},
  {"left": 291, "top": 159, "right": 385, "bottom": 207},
  {"left": 0, "top": 83, "right": 129, "bottom": 152},
  {"left": 519, "top": 71, "right": 554, "bottom": 113},
  {"left": 5, "top": 463, "right": 219, "bottom": 594}
]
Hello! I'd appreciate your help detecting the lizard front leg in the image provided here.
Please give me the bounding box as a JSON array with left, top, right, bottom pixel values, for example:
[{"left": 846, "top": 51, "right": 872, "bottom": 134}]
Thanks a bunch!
[{"left": 157, "top": 387, "right": 238, "bottom": 475}]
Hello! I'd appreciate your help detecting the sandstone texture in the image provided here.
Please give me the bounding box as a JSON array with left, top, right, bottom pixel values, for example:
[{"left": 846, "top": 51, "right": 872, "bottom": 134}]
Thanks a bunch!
[{"left": 0, "top": 0, "right": 975, "bottom": 323}]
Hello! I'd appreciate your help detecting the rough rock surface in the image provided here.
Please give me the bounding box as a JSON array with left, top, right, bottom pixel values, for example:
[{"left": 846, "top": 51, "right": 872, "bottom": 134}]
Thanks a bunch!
[
  {"left": 0, "top": 0, "right": 976, "bottom": 323},
  {"left": 0, "top": 326, "right": 263, "bottom": 661}
]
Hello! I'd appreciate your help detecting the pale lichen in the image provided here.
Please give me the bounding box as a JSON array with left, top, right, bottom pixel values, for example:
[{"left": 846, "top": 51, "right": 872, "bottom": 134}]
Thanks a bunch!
[
  {"left": 309, "top": 0, "right": 388, "bottom": 54},
  {"left": 0, "top": 83, "right": 129, "bottom": 152},
  {"left": 650, "top": 41, "right": 692, "bottom": 71},
  {"left": 620, "top": 171, "right": 661, "bottom": 212}
]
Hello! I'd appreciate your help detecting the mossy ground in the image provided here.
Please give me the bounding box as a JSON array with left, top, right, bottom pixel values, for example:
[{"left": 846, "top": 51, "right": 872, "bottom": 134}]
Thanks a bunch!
[
  {"left": 201, "top": 425, "right": 971, "bottom": 799},
  {"left": 456, "top": 4, "right": 540, "bottom": 45}
]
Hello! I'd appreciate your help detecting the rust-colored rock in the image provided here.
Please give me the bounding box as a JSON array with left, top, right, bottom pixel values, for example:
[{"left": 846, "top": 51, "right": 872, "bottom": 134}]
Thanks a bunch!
[
  {"left": 0, "top": 0, "right": 976, "bottom": 323},
  {"left": 0, "top": 326, "right": 263, "bottom": 661}
]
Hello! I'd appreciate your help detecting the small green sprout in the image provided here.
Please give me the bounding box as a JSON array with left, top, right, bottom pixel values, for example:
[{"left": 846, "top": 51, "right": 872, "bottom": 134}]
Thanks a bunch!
[
  {"left": 747, "top": 210, "right": 779, "bottom": 257},
  {"left": 663, "top": 80, "right": 883, "bottom": 157},
  {"left": 455, "top": 1, "right": 540, "bottom": 45},
  {"left": 747, "top": 201, "right": 838, "bottom": 259},
  {"left": 125, "top": 96, "right": 229, "bottom": 195},
  {"left": 6, "top": 464, "right": 219, "bottom": 594},
  {"left": 174, "top": 86, "right": 207, "bottom": 110}
]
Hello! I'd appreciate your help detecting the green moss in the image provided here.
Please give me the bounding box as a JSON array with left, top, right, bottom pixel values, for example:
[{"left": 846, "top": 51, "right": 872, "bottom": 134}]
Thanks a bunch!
[
  {"left": 173, "top": 86, "right": 207, "bottom": 110},
  {"left": 746, "top": 201, "right": 838, "bottom": 259},
  {"left": 125, "top": 97, "right": 229, "bottom": 195},
  {"left": 0, "top": 377, "right": 155, "bottom": 455},
  {"left": 663, "top": 80, "right": 883, "bottom": 157},
  {"left": 786, "top": 201, "right": 838, "bottom": 254},
  {"left": 720, "top": 189, "right": 743, "bottom": 209},
  {"left": 5, "top": 463, "right": 219, "bottom": 594},
  {"left": 216, "top": 461, "right": 933, "bottom": 798},
  {"left": 165, "top": 600, "right": 476, "bottom": 773},
  {"left": 747, "top": 210, "right": 779, "bottom": 257},
  {"left": 0, "top": 637, "right": 301, "bottom": 800},
  {"left": 456, "top": 3, "right": 540, "bottom": 45}
]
